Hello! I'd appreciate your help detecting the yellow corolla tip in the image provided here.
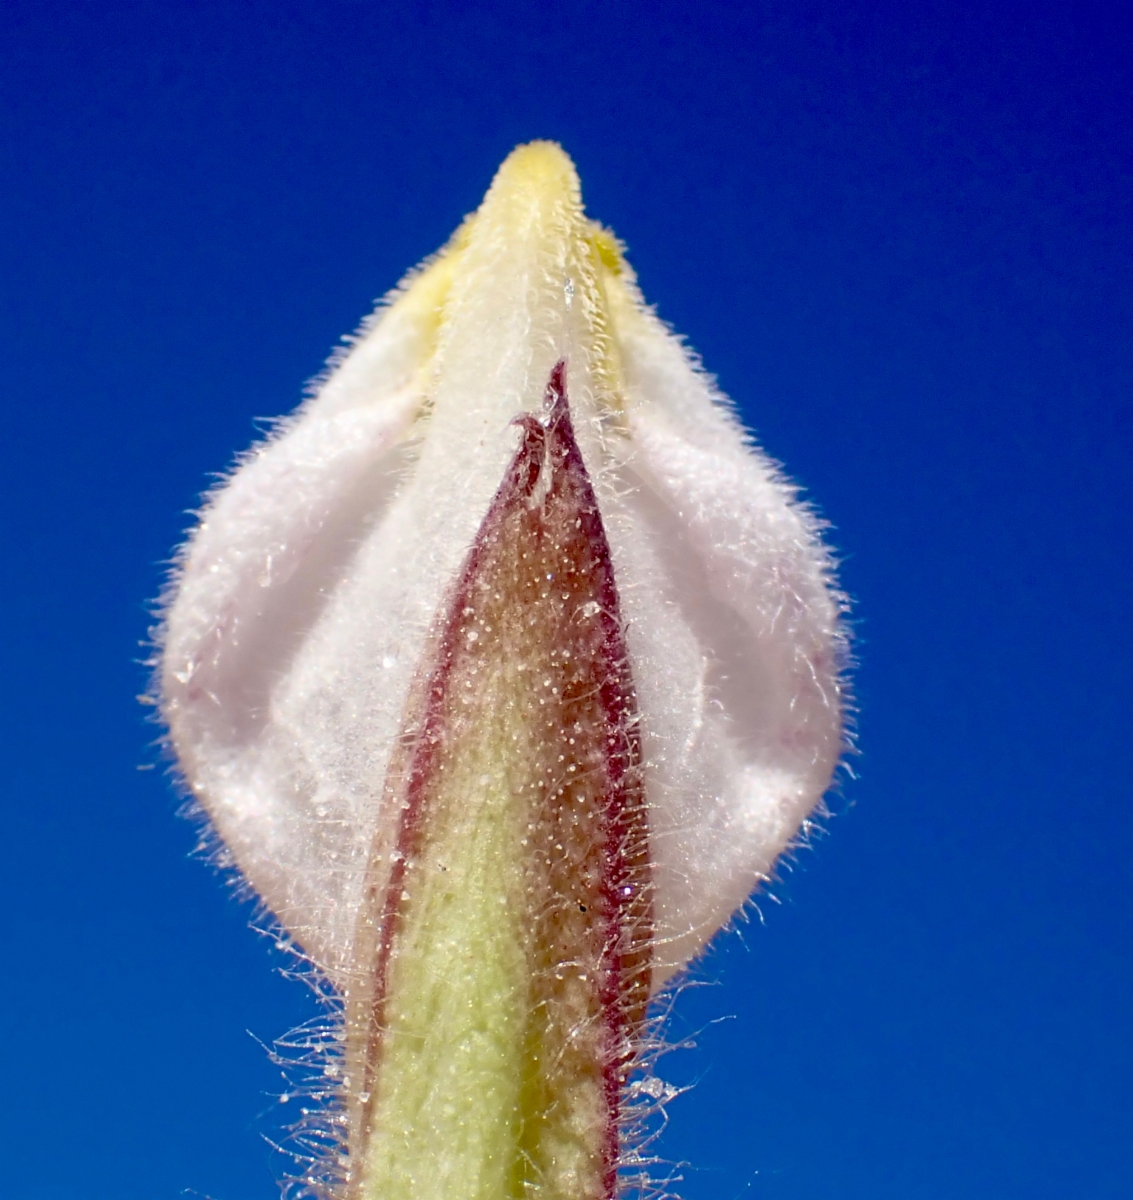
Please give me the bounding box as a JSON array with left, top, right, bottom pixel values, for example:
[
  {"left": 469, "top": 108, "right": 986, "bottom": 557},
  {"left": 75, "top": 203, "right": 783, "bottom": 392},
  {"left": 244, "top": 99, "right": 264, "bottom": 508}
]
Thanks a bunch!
[
  {"left": 490, "top": 139, "right": 581, "bottom": 202},
  {"left": 471, "top": 141, "right": 586, "bottom": 253},
  {"left": 392, "top": 141, "right": 582, "bottom": 336}
]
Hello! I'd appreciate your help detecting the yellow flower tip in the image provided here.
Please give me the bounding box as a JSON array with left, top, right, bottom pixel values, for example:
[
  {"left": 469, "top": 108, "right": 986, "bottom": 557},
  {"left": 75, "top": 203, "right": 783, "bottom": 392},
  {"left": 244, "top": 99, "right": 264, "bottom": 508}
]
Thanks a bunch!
[
  {"left": 490, "top": 139, "right": 581, "bottom": 205},
  {"left": 471, "top": 141, "right": 587, "bottom": 261},
  {"left": 392, "top": 142, "right": 582, "bottom": 339}
]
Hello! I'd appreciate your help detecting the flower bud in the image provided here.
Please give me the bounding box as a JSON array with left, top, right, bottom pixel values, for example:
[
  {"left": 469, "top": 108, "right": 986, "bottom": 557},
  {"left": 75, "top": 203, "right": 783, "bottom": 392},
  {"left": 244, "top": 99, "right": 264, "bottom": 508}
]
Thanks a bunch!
[{"left": 160, "top": 141, "right": 846, "bottom": 1199}]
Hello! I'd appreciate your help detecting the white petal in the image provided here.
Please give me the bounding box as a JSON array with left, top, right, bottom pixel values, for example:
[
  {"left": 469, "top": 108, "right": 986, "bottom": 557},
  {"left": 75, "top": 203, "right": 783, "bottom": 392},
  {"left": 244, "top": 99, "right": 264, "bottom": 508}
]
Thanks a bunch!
[
  {"left": 162, "top": 293, "right": 431, "bottom": 971},
  {"left": 601, "top": 306, "right": 844, "bottom": 978}
]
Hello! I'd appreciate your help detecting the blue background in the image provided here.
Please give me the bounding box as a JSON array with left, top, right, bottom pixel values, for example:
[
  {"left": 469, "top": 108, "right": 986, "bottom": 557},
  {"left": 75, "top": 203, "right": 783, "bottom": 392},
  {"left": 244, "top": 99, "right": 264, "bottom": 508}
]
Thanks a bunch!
[{"left": 2, "top": 2, "right": 1129, "bottom": 1197}]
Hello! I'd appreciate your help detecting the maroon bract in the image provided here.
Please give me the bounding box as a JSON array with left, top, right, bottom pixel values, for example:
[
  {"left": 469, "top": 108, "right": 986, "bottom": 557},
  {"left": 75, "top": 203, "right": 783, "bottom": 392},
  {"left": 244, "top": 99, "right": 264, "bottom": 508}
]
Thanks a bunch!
[{"left": 344, "top": 363, "right": 652, "bottom": 1199}]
